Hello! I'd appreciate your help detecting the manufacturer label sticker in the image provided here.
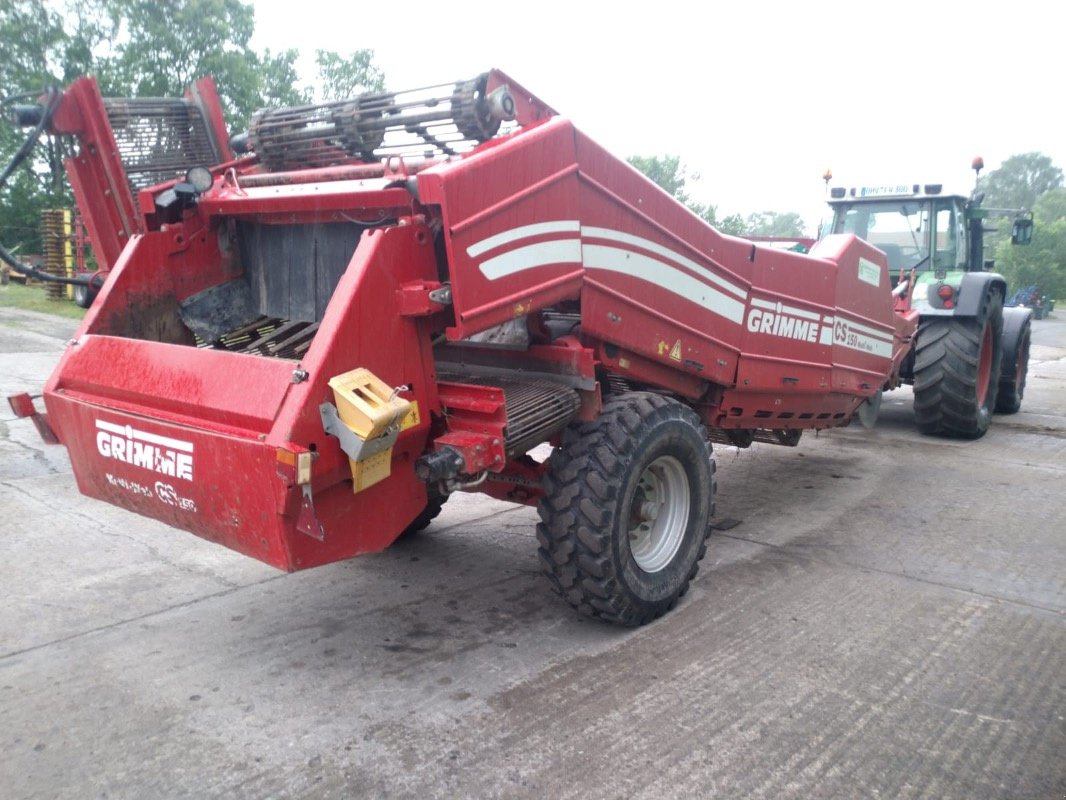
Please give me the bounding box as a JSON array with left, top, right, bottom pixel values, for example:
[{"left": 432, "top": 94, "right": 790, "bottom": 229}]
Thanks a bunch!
[
  {"left": 96, "top": 420, "right": 194, "bottom": 481},
  {"left": 858, "top": 257, "right": 881, "bottom": 287}
]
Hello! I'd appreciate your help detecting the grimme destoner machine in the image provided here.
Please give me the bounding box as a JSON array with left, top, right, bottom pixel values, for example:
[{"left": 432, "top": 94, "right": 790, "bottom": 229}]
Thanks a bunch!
[{"left": 6, "top": 71, "right": 918, "bottom": 625}]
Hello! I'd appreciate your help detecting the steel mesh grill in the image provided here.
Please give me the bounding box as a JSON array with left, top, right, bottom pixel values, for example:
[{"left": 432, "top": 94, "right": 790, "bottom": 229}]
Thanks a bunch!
[
  {"left": 438, "top": 374, "right": 580, "bottom": 456},
  {"left": 103, "top": 97, "right": 220, "bottom": 192}
]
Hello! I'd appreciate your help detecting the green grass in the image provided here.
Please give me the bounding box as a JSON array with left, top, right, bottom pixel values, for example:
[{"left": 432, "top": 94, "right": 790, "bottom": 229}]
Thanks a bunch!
[{"left": 0, "top": 280, "right": 87, "bottom": 320}]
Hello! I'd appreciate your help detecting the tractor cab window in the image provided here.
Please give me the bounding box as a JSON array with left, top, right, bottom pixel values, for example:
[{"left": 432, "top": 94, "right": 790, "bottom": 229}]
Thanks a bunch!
[
  {"left": 932, "top": 201, "right": 964, "bottom": 270},
  {"left": 829, "top": 201, "right": 928, "bottom": 270}
]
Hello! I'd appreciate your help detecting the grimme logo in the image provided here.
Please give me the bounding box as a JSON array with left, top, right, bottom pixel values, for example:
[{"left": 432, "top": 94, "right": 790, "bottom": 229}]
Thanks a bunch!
[
  {"left": 746, "top": 306, "right": 821, "bottom": 343},
  {"left": 95, "top": 420, "right": 194, "bottom": 481}
]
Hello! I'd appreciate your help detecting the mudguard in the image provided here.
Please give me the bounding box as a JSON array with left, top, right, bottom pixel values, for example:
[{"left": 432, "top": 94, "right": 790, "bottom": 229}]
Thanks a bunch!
[{"left": 952, "top": 272, "right": 1008, "bottom": 316}]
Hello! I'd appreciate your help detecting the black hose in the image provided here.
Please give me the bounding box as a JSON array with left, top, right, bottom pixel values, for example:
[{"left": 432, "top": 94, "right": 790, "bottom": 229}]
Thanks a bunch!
[{"left": 0, "top": 86, "right": 93, "bottom": 287}]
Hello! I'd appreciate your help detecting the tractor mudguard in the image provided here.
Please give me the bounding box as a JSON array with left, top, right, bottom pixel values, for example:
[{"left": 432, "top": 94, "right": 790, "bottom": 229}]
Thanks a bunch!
[
  {"left": 952, "top": 272, "right": 1008, "bottom": 316},
  {"left": 1000, "top": 305, "right": 1033, "bottom": 380}
]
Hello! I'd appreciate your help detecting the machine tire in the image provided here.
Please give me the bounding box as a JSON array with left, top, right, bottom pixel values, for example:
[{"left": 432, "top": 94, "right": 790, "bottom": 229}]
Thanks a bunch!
[
  {"left": 913, "top": 290, "right": 1003, "bottom": 439},
  {"left": 397, "top": 493, "right": 447, "bottom": 539},
  {"left": 73, "top": 284, "right": 96, "bottom": 309},
  {"left": 996, "top": 317, "right": 1031, "bottom": 414},
  {"left": 536, "top": 392, "right": 715, "bottom": 626}
]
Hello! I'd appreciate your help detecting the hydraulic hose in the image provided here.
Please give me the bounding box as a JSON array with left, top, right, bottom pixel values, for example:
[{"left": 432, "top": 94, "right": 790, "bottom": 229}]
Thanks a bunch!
[{"left": 0, "top": 86, "right": 94, "bottom": 287}]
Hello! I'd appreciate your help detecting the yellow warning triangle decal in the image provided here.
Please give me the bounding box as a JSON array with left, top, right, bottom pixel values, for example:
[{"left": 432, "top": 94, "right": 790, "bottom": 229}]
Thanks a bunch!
[{"left": 669, "top": 340, "right": 682, "bottom": 361}]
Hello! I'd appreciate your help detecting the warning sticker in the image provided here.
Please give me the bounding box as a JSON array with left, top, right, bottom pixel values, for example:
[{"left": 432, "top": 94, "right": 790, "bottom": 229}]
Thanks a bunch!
[
  {"left": 669, "top": 340, "right": 682, "bottom": 361},
  {"left": 400, "top": 401, "right": 421, "bottom": 431}
]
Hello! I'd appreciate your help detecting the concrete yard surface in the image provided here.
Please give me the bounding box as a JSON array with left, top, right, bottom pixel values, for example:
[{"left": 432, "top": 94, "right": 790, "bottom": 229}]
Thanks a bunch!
[{"left": 1, "top": 305, "right": 1064, "bottom": 799}]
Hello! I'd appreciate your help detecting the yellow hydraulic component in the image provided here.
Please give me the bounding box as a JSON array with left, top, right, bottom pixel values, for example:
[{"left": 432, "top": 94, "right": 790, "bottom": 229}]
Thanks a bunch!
[{"left": 328, "top": 368, "right": 413, "bottom": 493}]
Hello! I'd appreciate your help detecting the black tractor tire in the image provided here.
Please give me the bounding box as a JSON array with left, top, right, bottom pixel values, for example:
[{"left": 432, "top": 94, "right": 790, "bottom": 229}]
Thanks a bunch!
[
  {"left": 913, "top": 290, "right": 1004, "bottom": 439},
  {"left": 536, "top": 392, "right": 715, "bottom": 626},
  {"left": 996, "top": 318, "right": 1031, "bottom": 414},
  {"left": 397, "top": 493, "right": 447, "bottom": 540}
]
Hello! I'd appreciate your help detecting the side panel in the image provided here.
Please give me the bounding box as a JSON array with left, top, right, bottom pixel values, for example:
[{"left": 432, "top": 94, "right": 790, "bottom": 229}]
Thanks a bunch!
[
  {"left": 272, "top": 224, "right": 443, "bottom": 568},
  {"left": 47, "top": 397, "right": 292, "bottom": 568},
  {"left": 424, "top": 119, "right": 910, "bottom": 428},
  {"left": 418, "top": 119, "right": 584, "bottom": 338},
  {"left": 574, "top": 130, "right": 752, "bottom": 390},
  {"left": 810, "top": 235, "right": 901, "bottom": 393}
]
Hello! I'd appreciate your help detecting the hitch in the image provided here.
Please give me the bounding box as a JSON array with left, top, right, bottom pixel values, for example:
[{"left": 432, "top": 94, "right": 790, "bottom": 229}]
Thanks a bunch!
[{"left": 6, "top": 393, "right": 59, "bottom": 444}]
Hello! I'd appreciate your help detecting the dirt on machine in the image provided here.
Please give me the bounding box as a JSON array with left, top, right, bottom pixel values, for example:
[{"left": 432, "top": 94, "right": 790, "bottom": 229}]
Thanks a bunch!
[{"left": 6, "top": 71, "right": 921, "bottom": 625}]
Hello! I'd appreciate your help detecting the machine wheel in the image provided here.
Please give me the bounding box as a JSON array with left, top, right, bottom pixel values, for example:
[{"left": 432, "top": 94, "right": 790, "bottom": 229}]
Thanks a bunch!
[
  {"left": 913, "top": 290, "right": 1003, "bottom": 439},
  {"left": 996, "top": 318, "right": 1031, "bottom": 414},
  {"left": 73, "top": 284, "right": 96, "bottom": 308},
  {"left": 397, "top": 493, "right": 447, "bottom": 540},
  {"left": 536, "top": 392, "right": 715, "bottom": 626}
]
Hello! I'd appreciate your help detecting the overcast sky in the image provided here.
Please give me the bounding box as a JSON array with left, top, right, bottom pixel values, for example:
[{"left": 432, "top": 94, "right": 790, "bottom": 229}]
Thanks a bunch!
[{"left": 249, "top": 0, "right": 1065, "bottom": 234}]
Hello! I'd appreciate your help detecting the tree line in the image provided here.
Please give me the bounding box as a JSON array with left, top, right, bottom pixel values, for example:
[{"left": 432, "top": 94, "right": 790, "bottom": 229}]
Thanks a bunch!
[
  {"left": 626, "top": 154, "right": 807, "bottom": 239},
  {"left": 983, "top": 153, "right": 1065, "bottom": 302}
]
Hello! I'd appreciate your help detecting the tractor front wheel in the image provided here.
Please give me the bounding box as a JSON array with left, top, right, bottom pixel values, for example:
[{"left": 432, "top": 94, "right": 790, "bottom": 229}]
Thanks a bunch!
[
  {"left": 536, "top": 392, "right": 715, "bottom": 626},
  {"left": 913, "top": 291, "right": 1003, "bottom": 438},
  {"left": 996, "top": 317, "right": 1031, "bottom": 414}
]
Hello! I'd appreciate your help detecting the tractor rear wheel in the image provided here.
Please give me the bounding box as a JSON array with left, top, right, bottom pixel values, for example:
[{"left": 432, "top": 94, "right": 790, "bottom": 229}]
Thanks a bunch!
[
  {"left": 536, "top": 392, "right": 715, "bottom": 626},
  {"left": 996, "top": 317, "right": 1031, "bottom": 414},
  {"left": 913, "top": 290, "right": 1003, "bottom": 438}
]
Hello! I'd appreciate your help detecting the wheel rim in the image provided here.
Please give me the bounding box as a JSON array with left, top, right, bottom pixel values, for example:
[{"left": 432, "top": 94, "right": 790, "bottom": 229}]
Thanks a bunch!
[
  {"left": 976, "top": 323, "right": 993, "bottom": 408},
  {"left": 628, "top": 455, "right": 690, "bottom": 573}
]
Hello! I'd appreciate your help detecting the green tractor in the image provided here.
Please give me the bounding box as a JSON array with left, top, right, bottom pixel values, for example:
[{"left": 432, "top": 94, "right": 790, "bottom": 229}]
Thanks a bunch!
[{"left": 821, "top": 162, "right": 1034, "bottom": 438}]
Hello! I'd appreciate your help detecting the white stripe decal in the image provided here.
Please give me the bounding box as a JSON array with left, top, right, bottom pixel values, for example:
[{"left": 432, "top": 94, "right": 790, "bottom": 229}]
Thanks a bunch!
[
  {"left": 467, "top": 220, "right": 580, "bottom": 258},
  {"left": 582, "top": 226, "right": 748, "bottom": 300},
  {"left": 467, "top": 223, "right": 895, "bottom": 349},
  {"left": 95, "top": 419, "right": 194, "bottom": 453},
  {"left": 582, "top": 244, "right": 746, "bottom": 324},
  {"left": 478, "top": 239, "right": 582, "bottom": 280}
]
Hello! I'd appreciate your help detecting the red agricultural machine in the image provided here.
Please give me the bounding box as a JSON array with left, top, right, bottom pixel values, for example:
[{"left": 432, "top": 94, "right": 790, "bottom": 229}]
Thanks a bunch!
[{"left": 6, "top": 71, "right": 920, "bottom": 625}]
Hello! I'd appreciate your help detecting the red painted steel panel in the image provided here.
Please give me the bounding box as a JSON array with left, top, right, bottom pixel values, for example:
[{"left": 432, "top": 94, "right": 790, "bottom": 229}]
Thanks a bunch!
[{"left": 43, "top": 222, "right": 443, "bottom": 570}]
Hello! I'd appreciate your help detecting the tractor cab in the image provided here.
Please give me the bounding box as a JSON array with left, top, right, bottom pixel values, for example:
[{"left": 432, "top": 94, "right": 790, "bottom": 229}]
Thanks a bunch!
[
  {"left": 822, "top": 184, "right": 971, "bottom": 277},
  {"left": 823, "top": 183, "right": 1034, "bottom": 276}
]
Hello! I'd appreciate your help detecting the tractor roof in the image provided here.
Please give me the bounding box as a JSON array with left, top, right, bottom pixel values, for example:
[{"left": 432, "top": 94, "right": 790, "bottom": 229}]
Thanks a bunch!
[{"left": 827, "top": 183, "right": 969, "bottom": 204}]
